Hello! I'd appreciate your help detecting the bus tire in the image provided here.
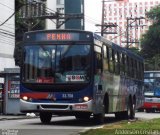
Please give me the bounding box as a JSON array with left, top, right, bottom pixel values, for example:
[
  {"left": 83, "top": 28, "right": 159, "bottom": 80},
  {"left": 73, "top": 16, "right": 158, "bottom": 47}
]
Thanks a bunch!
[
  {"left": 146, "top": 109, "right": 155, "bottom": 113},
  {"left": 128, "top": 98, "right": 135, "bottom": 119},
  {"left": 40, "top": 112, "right": 52, "bottom": 124},
  {"left": 75, "top": 112, "right": 91, "bottom": 120}
]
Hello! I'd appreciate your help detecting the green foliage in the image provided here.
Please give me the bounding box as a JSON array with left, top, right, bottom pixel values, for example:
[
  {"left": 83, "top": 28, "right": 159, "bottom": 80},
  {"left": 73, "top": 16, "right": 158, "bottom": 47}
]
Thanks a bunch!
[
  {"left": 15, "top": 0, "right": 25, "bottom": 11},
  {"left": 145, "top": 54, "right": 160, "bottom": 71},
  {"left": 146, "top": 5, "right": 160, "bottom": 24},
  {"left": 140, "top": 4, "right": 160, "bottom": 70}
]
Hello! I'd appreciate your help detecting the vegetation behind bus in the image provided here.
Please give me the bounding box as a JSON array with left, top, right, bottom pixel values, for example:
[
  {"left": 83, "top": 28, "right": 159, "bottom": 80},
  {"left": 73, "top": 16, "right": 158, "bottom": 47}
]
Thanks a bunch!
[{"left": 140, "top": 5, "right": 160, "bottom": 71}]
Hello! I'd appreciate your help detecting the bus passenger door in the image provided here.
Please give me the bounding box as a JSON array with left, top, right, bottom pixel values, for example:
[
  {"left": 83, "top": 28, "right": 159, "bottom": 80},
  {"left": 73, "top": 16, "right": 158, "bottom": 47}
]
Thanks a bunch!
[{"left": 93, "top": 49, "right": 104, "bottom": 114}]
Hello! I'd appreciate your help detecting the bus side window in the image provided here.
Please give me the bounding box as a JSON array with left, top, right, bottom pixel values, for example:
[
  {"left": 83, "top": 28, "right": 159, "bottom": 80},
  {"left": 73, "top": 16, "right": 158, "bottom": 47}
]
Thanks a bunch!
[
  {"left": 140, "top": 63, "right": 144, "bottom": 80},
  {"left": 129, "top": 58, "right": 132, "bottom": 78},
  {"left": 131, "top": 58, "right": 134, "bottom": 78},
  {"left": 103, "top": 45, "right": 109, "bottom": 71},
  {"left": 108, "top": 48, "right": 114, "bottom": 73},
  {"left": 115, "top": 51, "right": 120, "bottom": 75},
  {"left": 124, "top": 55, "right": 128, "bottom": 76},
  {"left": 129, "top": 57, "right": 132, "bottom": 78},
  {"left": 112, "top": 49, "right": 115, "bottom": 73},
  {"left": 120, "top": 53, "right": 125, "bottom": 75},
  {"left": 126, "top": 56, "right": 130, "bottom": 77},
  {"left": 133, "top": 60, "right": 136, "bottom": 79},
  {"left": 135, "top": 60, "right": 138, "bottom": 79},
  {"left": 95, "top": 52, "right": 102, "bottom": 74}
]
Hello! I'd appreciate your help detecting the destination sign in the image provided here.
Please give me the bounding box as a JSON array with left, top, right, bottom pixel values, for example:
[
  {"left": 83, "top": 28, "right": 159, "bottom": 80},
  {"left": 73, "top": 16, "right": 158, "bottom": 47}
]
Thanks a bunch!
[
  {"left": 24, "top": 31, "right": 93, "bottom": 42},
  {"left": 46, "top": 33, "right": 73, "bottom": 41},
  {"left": 36, "top": 33, "right": 79, "bottom": 41}
]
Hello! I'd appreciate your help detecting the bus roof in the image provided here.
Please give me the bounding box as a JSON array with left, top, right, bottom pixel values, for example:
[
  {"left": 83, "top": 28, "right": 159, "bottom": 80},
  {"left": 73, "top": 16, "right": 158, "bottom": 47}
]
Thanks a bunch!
[
  {"left": 94, "top": 33, "right": 144, "bottom": 62},
  {"left": 24, "top": 29, "right": 93, "bottom": 35},
  {"left": 144, "top": 71, "right": 160, "bottom": 73}
]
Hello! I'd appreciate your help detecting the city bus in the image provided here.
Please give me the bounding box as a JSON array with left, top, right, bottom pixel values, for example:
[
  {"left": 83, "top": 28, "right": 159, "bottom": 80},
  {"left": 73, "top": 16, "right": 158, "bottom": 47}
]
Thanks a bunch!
[
  {"left": 19, "top": 29, "right": 144, "bottom": 124},
  {"left": 141, "top": 71, "right": 160, "bottom": 113}
]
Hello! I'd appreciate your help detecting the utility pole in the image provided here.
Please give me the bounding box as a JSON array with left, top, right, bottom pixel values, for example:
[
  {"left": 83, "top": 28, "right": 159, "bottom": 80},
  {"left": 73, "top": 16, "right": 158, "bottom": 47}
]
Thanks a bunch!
[
  {"left": 96, "top": 23, "right": 118, "bottom": 36},
  {"left": 96, "top": 0, "right": 118, "bottom": 36},
  {"left": 123, "top": 17, "right": 146, "bottom": 49},
  {"left": 101, "top": 0, "right": 105, "bottom": 36}
]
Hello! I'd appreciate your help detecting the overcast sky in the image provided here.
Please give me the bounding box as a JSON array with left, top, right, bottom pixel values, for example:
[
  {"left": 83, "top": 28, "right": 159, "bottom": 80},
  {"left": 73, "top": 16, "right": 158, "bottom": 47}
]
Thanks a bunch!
[{"left": 84, "top": 0, "right": 102, "bottom": 32}]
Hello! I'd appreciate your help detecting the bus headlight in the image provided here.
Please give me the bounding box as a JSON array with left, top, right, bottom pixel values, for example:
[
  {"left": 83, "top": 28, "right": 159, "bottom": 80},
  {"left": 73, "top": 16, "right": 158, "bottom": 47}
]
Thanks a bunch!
[
  {"left": 83, "top": 96, "right": 89, "bottom": 102},
  {"left": 22, "top": 96, "right": 28, "bottom": 101}
]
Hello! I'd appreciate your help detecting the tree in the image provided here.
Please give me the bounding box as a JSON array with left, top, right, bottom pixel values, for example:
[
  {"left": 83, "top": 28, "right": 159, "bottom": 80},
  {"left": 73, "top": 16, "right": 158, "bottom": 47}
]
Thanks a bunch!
[
  {"left": 15, "top": 0, "right": 45, "bottom": 66},
  {"left": 140, "top": 5, "right": 160, "bottom": 70}
]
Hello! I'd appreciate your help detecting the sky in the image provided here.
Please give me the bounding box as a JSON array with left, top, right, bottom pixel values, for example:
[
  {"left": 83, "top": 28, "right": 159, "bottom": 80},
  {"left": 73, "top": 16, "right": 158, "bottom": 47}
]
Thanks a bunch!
[{"left": 84, "top": 0, "right": 102, "bottom": 33}]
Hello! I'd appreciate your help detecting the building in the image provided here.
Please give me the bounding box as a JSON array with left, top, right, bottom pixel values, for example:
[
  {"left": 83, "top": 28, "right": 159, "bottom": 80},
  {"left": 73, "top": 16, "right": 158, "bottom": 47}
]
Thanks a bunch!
[
  {"left": 46, "top": 0, "right": 101, "bottom": 31},
  {"left": 0, "top": 0, "right": 16, "bottom": 82},
  {"left": 103, "top": 0, "right": 160, "bottom": 48},
  {"left": 46, "top": 0, "right": 84, "bottom": 30}
]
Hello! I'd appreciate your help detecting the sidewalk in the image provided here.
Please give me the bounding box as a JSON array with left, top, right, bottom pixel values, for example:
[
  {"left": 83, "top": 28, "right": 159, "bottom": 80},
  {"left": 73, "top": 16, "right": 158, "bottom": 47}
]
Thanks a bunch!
[{"left": 0, "top": 113, "right": 38, "bottom": 121}]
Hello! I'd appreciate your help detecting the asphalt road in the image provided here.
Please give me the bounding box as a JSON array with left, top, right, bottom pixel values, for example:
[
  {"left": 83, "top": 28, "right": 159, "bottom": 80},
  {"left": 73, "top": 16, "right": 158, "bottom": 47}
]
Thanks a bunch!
[{"left": 0, "top": 112, "right": 160, "bottom": 135}]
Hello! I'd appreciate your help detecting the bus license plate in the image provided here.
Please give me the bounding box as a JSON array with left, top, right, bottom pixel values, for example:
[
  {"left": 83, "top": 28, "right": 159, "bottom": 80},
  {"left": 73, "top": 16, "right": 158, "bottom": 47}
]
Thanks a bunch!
[{"left": 74, "top": 104, "right": 88, "bottom": 110}]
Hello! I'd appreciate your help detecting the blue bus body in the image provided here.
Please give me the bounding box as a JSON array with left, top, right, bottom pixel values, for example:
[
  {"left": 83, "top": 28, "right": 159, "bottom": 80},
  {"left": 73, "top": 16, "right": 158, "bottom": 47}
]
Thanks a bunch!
[{"left": 20, "top": 30, "right": 144, "bottom": 123}]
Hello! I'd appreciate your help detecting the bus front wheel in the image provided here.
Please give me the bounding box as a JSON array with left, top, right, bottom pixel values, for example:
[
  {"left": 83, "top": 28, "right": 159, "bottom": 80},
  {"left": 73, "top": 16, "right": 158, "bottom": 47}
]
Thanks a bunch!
[
  {"left": 128, "top": 99, "right": 135, "bottom": 119},
  {"left": 40, "top": 112, "right": 52, "bottom": 124}
]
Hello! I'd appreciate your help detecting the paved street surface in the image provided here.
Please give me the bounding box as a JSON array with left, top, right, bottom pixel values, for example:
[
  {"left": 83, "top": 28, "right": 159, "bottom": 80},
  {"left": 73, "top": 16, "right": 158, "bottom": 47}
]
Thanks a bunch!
[
  {"left": 0, "top": 112, "right": 160, "bottom": 135},
  {"left": 0, "top": 115, "right": 118, "bottom": 135}
]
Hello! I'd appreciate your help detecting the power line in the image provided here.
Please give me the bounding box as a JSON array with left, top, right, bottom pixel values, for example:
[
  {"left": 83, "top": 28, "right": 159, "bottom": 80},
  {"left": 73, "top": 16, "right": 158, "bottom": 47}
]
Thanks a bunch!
[
  {"left": 0, "top": 31, "right": 14, "bottom": 37},
  {"left": 0, "top": 32, "right": 15, "bottom": 39},
  {"left": 0, "top": 1, "right": 28, "bottom": 27},
  {"left": 0, "top": 28, "right": 15, "bottom": 35},
  {"left": 0, "top": 34, "right": 15, "bottom": 41},
  {"left": 0, "top": 21, "right": 14, "bottom": 26},
  {"left": 0, "top": 2, "right": 14, "bottom": 10},
  {"left": 0, "top": 12, "right": 15, "bottom": 27}
]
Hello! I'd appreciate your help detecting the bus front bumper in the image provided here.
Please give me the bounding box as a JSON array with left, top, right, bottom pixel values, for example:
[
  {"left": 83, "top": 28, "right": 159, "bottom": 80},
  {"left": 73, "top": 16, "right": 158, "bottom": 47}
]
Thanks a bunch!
[{"left": 20, "top": 99, "right": 93, "bottom": 113}]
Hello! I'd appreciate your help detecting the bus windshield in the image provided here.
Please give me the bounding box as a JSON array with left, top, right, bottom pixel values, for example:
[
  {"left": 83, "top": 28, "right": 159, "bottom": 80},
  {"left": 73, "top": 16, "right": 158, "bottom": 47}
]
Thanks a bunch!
[
  {"left": 23, "top": 44, "right": 91, "bottom": 84},
  {"left": 144, "top": 79, "right": 155, "bottom": 92}
]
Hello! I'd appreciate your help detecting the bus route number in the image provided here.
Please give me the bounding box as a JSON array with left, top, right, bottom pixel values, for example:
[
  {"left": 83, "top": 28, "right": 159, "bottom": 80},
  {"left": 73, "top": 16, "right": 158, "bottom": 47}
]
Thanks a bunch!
[{"left": 62, "top": 93, "right": 73, "bottom": 99}]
